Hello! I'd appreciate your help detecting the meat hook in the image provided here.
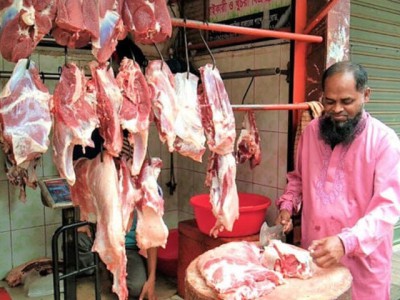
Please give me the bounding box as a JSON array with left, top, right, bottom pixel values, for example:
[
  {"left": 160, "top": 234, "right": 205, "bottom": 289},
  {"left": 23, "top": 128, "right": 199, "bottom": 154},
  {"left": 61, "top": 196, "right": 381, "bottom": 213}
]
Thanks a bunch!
[
  {"left": 198, "top": 24, "right": 216, "bottom": 70},
  {"left": 64, "top": 46, "right": 68, "bottom": 65},
  {"left": 153, "top": 43, "right": 165, "bottom": 70},
  {"left": 25, "top": 57, "right": 30, "bottom": 69},
  {"left": 241, "top": 76, "right": 255, "bottom": 104},
  {"left": 183, "top": 17, "right": 190, "bottom": 79}
]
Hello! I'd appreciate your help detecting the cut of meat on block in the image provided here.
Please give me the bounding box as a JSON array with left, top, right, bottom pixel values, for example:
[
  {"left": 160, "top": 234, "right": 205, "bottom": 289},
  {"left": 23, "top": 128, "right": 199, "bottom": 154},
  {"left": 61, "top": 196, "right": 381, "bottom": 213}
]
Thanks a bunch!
[
  {"left": 173, "top": 72, "right": 206, "bottom": 162},
  {"left": 0, "top": 0, "right": 57, "bottom": 62},
  {"left": 196, "top": 241, "right": 284, "bottom": 299},
  {"left": 52, "top": 63, "right": 99, "bottom": 186},
  {"left": 199, "top": 64, "right": 236, "bottom": 156},
  {"left": 122, "top": 0, "right": 172, "bottom": 44},
  {"left": 135, "top": 158, "right": 168, "bottom": 250},
  {"left": 262, "top": 240, "right": 314, "bottom": 279},
  {"left": 205, "top": 152, "right": 239, "bottom": 238},
  {"left": 236, "top": 110, "right": 261, "bottom": 169},
  {"left": 70, "top": 153, "right": 128, "bottom": 300},
  {"left": 116, "top": 58, "right": 151, "bottom": 176},
  {"left": 52, "top": 0, "right": 99, "bottom": 48},
  {"left": 0, "top": 59, "right": 52, "bottom": 201},
  {"left": 89, "top": 61, "right": 123, "bottom": 157},
  {"left": 186, "top": 242, "right": 353, "bottom": 300},
  {"left": 91, "top": 0, "right": 126, "bottom": 63},
  {"left": 145, "top": 60, "right": 178, "bottom": 152}
]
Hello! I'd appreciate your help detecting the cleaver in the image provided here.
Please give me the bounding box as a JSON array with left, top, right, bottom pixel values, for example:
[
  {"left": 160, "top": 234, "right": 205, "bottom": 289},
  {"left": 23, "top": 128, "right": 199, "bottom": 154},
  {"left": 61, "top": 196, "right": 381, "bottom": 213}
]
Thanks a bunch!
[{"left": 259, "top": 222, "right": 285, "bottom": 247}]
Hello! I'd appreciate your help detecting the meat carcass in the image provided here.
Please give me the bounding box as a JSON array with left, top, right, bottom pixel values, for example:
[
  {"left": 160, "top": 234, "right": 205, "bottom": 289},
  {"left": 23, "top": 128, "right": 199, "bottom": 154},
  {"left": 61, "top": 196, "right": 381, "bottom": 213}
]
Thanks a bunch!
[
  {"left": 262, "top": 240, "right": 314, "bottom": 279},
  {"left": 116, "top": 58, "right": 151, "bottom": 176},
  {"left": 135, "top": 158, "right": 168, "bottom": 250},
  {"left": 197, "top": 241, "right": 284, "bottom": 300},
  {"left": 89, "top": 61, "right": 123, "bottom": 157},
  {"left": 52, "top": 63, "right": 99, "bottom": 186},
  {"left": 145, "top": 60, "right": 178, "bottom": 152},
  {"left": 199, "top": 64, "right": 236, "bottom": 155},
  {"left": 52, "top": 0, "right": 99, "bottom": 48},
  {"left": 0, "top": 0, "right": 57, "bottom": 62},
  {"left": 70, "top": 152, "right": 128, "bottom": 300},
  {"left": 0, "top": 59, "right": 52, "bottom": 201},
  {"left": 91, "top": 0, "right": 126, "bottom": 63},
  {"left": 122, "top": 0, "right": 172, "bottom": 44},
  {"left": 236, "top": 111, "right": 261, "bottom": 169},
  {"left": 174, "top": 72, "right": 206, "bottom": 162},
  {"left": 205, "top": 152, "right": 239, "bottom": 238}
]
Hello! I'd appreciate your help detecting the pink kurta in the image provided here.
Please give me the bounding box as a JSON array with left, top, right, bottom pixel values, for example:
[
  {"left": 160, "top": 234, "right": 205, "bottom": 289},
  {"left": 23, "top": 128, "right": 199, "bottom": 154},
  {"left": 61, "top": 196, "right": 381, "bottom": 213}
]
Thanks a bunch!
[{"left": 277, "top": 112, "right": 400, "bottom": 300}]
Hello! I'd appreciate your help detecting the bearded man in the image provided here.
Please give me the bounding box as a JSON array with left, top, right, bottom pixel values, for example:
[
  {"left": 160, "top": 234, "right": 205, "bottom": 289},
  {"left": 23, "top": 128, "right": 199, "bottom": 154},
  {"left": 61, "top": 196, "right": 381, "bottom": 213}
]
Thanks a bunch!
[{"left": 276, "top": 61, "right": 400, "bottom": 300}]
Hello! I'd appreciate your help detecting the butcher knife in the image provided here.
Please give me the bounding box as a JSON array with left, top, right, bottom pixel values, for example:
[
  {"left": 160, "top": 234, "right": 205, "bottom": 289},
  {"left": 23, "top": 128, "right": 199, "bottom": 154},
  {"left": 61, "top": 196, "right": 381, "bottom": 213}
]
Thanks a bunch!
[{"left": 259, "top": 222, "right": 285, "bottom": 247}]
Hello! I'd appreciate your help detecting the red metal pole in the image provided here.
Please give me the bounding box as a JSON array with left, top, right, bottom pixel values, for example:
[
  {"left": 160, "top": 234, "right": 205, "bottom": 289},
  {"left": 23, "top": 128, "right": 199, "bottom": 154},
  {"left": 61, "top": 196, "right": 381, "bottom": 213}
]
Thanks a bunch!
[
  {"left": 231, "top": 103, "right": 311, "bottom": 111},
  {"left": 171, "top": 18, "right": 323, "bottom": 43},
  {"left": 303, "top": 0, "right": 342, "bottom": 35}
]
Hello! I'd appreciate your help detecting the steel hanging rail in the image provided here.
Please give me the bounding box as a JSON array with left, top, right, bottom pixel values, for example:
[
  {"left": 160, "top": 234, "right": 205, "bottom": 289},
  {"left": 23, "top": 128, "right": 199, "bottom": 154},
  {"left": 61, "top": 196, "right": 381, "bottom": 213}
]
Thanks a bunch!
[
  {"left": 171, "top": 18, "right": 323, "bottom": 43},
  {"left": 231, "top": 103, "right": 311, "bottom": 111}
]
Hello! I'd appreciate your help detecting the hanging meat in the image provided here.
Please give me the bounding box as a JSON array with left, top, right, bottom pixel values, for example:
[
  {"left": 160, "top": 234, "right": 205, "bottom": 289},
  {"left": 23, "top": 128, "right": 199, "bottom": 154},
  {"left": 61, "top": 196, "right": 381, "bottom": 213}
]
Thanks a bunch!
[
  {"left": 145, "top": 60, "right": 178, "bottom": 152},
  {"left": 135, "top": 157, "right": 168, "bottom": 250},
  {"left": 0, "top": 0, "right": 57, "bottom": 62},
  {"left": 197, "top": 241, "right": 284, "bottom": 299},
  {"left": 70, "top": 152, "right": 129, "bottom": 300},
  {"left": 116, "top": 58, "right": 151, "bottom": 176},
  {"left": 52, "top": 0, "right": 100, "bottom": 48},
  {"left": 199, "top": 64, "right": 236, "bottom": 155},
  {"left": 205, "top": 152, "right": 239, "bottom": 238},
  {"left": 122, "top": 0, "right": 172, "bottom": 44},
  {"left": 173, "top": 72, "right": 206, "bottom": 162},
  {"left": 0, "top": 59, "right": 52, "bottom": 201},
  {"left": 236, "top": 110, "right": 261, "bottom": 169},
  {"left": 89, "top": 61, "right": 123, "bottom": 157},
  {"left": 52, "top": 63, "right": 99, "bottom": 186},
  {"left": 91, "top": 0, "right": 126, "bottom": 63}
]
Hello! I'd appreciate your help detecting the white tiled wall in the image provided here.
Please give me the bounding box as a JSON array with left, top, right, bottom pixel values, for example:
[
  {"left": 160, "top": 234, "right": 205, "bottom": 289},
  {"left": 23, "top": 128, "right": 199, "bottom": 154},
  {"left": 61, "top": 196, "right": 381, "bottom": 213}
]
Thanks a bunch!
[{"left": 0, "top": 41, "right": 291, "bottom": 279}]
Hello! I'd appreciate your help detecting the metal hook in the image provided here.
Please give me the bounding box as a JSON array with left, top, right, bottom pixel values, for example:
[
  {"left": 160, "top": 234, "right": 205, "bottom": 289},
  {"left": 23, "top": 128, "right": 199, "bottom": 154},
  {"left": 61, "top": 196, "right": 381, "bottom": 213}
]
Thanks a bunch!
[
  {"left": 40, "top": 71, "right": 45, "bottom": 83},
  {"left": 198, "top": 25, "right": 216, "bottom": 70},
  {"left": 183, "top": 17, "right": 190, "bottom": 79},
  {"left": 153, "top": 43, "right": 164, "bottom": 70},
  {"left": 26, "top": 57, "right": 30, "bottom": 69}
]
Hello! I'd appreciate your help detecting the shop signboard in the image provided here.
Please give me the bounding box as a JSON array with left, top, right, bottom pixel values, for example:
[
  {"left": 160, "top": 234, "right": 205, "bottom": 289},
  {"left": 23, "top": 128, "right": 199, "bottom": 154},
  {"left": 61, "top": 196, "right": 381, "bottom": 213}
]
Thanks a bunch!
[{"left": 208, "top": 0, "right": 291, "bottom": 41}]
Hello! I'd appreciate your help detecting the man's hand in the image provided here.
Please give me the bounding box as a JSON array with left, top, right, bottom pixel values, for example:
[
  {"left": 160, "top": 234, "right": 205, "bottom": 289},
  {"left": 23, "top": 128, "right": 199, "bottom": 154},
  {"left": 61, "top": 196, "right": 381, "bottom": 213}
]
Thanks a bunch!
[
  {"left": 275, "top": 209, "right": 293, "bottom": 233},
  {"left": 308, "top": 236, "right": 345, "bottom": 268}
]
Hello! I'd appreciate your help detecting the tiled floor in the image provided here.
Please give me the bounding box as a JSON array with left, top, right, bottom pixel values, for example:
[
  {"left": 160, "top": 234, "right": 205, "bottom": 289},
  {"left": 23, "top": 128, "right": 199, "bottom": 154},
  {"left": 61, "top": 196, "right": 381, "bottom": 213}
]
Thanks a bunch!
[{"left": 1, "top": 246, "right": 400, "bottom": 300}]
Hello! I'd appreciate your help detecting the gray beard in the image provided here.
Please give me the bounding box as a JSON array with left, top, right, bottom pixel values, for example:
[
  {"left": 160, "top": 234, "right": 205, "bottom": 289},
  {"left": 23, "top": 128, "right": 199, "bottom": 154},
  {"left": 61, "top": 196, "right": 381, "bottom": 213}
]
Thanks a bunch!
[{"left": 319, "top": 112, "right": 363, "bottom": 148}]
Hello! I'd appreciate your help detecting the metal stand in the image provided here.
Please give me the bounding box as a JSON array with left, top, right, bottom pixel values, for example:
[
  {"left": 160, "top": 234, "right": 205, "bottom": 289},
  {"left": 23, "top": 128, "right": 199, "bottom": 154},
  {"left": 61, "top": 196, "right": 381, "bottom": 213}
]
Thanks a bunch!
[{"left": 52, "top": 207, "right": 101, "bottom": 300}]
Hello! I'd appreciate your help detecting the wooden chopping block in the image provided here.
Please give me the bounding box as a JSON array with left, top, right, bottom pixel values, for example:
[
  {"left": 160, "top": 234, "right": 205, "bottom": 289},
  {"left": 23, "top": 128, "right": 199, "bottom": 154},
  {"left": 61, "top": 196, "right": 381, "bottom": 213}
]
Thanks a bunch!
[{"left": 185, "top": 252, "right": 352, "bottom": 300}]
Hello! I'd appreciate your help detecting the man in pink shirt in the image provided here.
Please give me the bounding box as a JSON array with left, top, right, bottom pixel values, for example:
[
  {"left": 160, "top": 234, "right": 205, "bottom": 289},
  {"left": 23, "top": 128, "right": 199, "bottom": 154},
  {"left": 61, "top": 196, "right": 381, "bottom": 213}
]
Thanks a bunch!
[{"left": 276, "top": 61, "right": 400, "bottom": 300}]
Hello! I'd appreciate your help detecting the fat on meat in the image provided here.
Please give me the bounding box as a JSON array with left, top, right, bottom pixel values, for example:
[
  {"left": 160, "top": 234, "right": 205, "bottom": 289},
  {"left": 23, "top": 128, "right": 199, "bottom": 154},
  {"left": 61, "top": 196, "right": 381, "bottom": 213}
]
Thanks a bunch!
[
  {"left": 70, "top": 152, "right": 128, "bottom": 300},
  {"left": 91, "top": 0, "right": 126, "bottom": 63},
  {"left": 145, "top": 60, "right": 178, "bottom": 152},
  {"left": 52, "top": 0, "right": 99, "bottom": 48},
  {"left": 199, "top": 64, "right": 236, "bottom": 155},
  {"left": 52, "top": 63, "right": 99, "bottom": 186},
  {"left": 116, "top": 58, "right": 151, "bottom": 176},
  {"left": 89, "top": 61, "right": 123, "bottom": 157},
  {"left": 122, "top": 0, "right": 172, "bottom": 44},
  {"left": 174, "top": 72, "right": 206, "bottom": 162},
  {"left": 205, "top": 152, "right": 239, "bottom": 238},
  {"left": 0, "top": 0, "right": 57, "bottom": 62},
  {"left": 135, "top": 157, "right": 168, "bottom": 250},
  {"left": 0, "top": 59, "right": 52, "bottom": 201},
  {"left": 197, "top": 241, "right": 284, "bottom": 299},
  {"left": 236, "top": 110, "right": 261, "bottom": 169},
  {"left": 262, "top": 240, "right": 314, "bottom": 279}
]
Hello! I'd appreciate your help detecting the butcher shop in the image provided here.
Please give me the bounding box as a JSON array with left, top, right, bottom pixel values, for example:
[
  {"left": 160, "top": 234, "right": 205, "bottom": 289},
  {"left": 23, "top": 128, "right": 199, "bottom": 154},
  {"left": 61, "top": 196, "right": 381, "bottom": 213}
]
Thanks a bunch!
[{"left": 1, "top": 0, "right": 400, "bottom": 299}]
